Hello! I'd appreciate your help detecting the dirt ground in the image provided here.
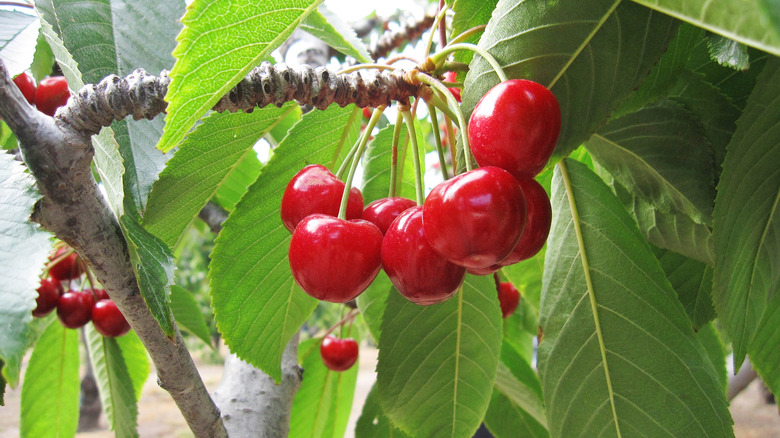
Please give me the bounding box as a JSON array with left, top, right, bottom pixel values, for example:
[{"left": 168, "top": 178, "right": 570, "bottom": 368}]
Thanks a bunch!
[{"left": 1, "top": 347, "right": 778, "bottom": 437}]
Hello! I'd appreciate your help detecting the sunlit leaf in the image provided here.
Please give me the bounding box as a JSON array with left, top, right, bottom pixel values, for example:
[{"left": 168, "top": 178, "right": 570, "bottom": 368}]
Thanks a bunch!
[
  {"left": 0, "top": 9, "right": 39, "bottom": 76},
  {"left": 707, "top": 35, "right": 750, "bottom": 71},
  {"left": 300, "top": 6, "right": 372, "bottom": 63},
  {"left": 355, "top": 383, "right": 412, "bottom": 438},
  {"left": 170, "top": 285, "right": 212, "bottom": 347}
]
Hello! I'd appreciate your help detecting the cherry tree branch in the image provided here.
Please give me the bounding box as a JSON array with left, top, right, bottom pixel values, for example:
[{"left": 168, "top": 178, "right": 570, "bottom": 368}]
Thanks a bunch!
[{"left": 369, "top": 10, "right": 436, "bottom": 60}]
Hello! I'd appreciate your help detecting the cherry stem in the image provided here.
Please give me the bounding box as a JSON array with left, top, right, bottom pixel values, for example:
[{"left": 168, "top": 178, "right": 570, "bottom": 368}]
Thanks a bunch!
[
  {"left": 444, "top": 117, "right": 458, "bottom": 175},
  {"left": 432, "top": 43, "right": 508, "bottom": 82},
  {"left": 448, "top": 24, "right": 487, "bottom": 46},
  {"left": 337, "top": 63, "right": 397, "bottom": 74},
  {"left": 423, "top": 5, "right": 450, "bottom": 58},
  {"left": 322, "top": 308, "right": 359, "bottom": 339},
  {"left": 438, "top": 0, "right": 448, "bottom": 49},
  {"left": 329, "top": 106, "right": 361, "bottom": 170},
  {"left": 400, "top": 108, "right": 425, "bottom": 205},
  {"left": 0, "top": 1, "right": 34, "bottom": 8},
  {"left": 427, "top": 104, "right": 450, "bottom": 180},
  {"left": 85, "top": 266, "right": 99, "bottom": 297},
  {"left": 385, "top": 55, "right": 421, "bottom": 66},
  {"left": 389, "top": 111, "right": 405, "bottom": 198},
  {"left": 338, "top": 105, "right": 386, "bottom": 219},
  {"left": 43, "top": 247, "right": 75, "bottom": 273}
]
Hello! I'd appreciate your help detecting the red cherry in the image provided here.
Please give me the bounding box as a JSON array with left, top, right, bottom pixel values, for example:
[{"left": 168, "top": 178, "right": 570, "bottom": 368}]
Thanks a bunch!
[
  {"left": 288, "top": 214, "right": 382, "bottom": 303},
  {"left": 48, "top": 247, "right": 84, "bottom": 281},
  {"left": 362, "top": 107, "right": 372, "bottom": 119},
  {"left": 35, "top": 76, "right": 70, "bottom": 117},
  {"left": 57, "top": 290, "right": 95, "bottom": 329},
  {"left": 361, "top": 197, "right": 417, "bottom": 235},
  {"left": 12, "top": 72, "right": 36, "bottom": 105},
  {"left": 32, "top": 278, "right": 63, "bottom": 317},
  {"left": 281, "top": 165, "right": 364, "bottom": 233},
  {"left": 320, "top": 335, "right": 359, "bottom": 371},
  {"left": 498, "top": 179, "right": 552, "bottom": 266},
  {"left": 443, "top": 71, "right": 461, "bottom": 103},
  {"left": 92, "top": 288, "right": 110, "bottom": 301},
  {"left": 467, "top": 265, "right": 499, "bottom": 276},
  {"left": 381, "top": 206, "right": 466, "bottom": 305},
  {"left": 422, "top": 167, "right": 527, "bottom": 269},
  {"left": 497, "top": 282, "right": 520, "bottom": 318},
  {"left": 468, "top": 79, "right": 561, "bottom": 179},
  {"left": 92, "top": 299, "right": 131, "bottom": 337}
]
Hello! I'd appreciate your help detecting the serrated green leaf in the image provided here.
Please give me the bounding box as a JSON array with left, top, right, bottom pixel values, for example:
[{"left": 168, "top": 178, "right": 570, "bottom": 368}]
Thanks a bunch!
[
  {"left": 631, "top": 0, "right": 780, "bottom": 56},
  {"left": 157, "top": 0, "right": 324, "bottom": 153},
  {"left": 86, "top": 324, "right": 139, "bottom": 438},
  {"left": 0, "top": 9, "right": 39, "bottom": 76},
  {"left": 30, "top": 29, "right": 55, "bottom": 81},
  {"left": 115, "top": 331, "right": 149, "bottom": 401},
  {"left": 707, "top": 35, "right": 750, "bottom": 71},
  {"left": 289, "top": 336, "right": 358, "bottom": 438},
  {"left": 586, "top": 101, "right": 716, "bottom": 226},
  {"left": 20, "top": 321, "right": 79, "bottom": 438},
  {"left": 301, "top": 6, "right": 372, "bottom": 63},
  {"left": 377, "top": 274, "right": 502, "bottom": 438},
  {"left": 360, "top": 123, "right": 417, "bottom": 203},
  {"left": 210, "top": 104, "right": 360, "bottom": 382},
  {"left": 713, "top": 57, "right": 780, "bottom": 371},
  {"left": 751, "top": 290, "right": 780, "bottom": 397},
  {"left": 0, "top": 153, "right": 52, "bottom": 387},
  {"left": 355, "top": 383, "right": 412, "bottom": 438},
  {"left": 540, "top": 159, "right": 733, "bottom": 437},
  {"left": 463, "top": 0, "right": 678, "bottom": 161},
  {"left": 213, "top": 150, "right": 263, "bottom": 212},
  {"left": 145, "top": 105, "right": 294, "bottom": 248},
  {"left": 170, "top": 285, "right": 212, "bottom": 347},
  {"left": 687, "top": 43, "right": 769, "bottom": 111},
  {"left": 653, "top": 247, "right": 715, "bottom": 329},
  {"left": 451, "top": 0, "right": 498, "bottom": 67}
]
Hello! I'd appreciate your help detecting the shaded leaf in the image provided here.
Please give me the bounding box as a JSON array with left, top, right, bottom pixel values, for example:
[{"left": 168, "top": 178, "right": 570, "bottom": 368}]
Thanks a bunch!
[
  {"left": 0, "top": 9, "right": 39, "bottom": 76},
  {"left": 697, "top": 323, "right": 728, "bottom": 394},
  {"left": 707, "top": 35, "right": 750, "bottom": 71},
  {"left": 377, "top": 274, "right": 502, "bottom": 438},
  {"left": 170, "top": 285, "right": 212, "bottom": 347},
  {"left": 300, "top": 6, "right": 372, "bottom": 63},
  {"left": 713, "top": 58, "right": 780, "bottom": 370},
  {"left": 653, "top": 247, "right": 715, "bottom": 329},
  {"left": 157, "top": 0, "right": 323, "bottom": 152},
  {"left": 355, "top": 383, "right": 412, "bottom": 438},
  {"left": 539, "top": 159, "right": 732, "bottom": 437},
  {"left": 360, "top": 122, "right": 417, "bottom": 204},
  {"left": 210, "top": 104, "right": 360, "bottom": 381},
  {"left": 355, "top": 271, "right": 392, "bottom": 343},
  {"left": 115, "top": 331, "right": 149, "bottom": 401}
]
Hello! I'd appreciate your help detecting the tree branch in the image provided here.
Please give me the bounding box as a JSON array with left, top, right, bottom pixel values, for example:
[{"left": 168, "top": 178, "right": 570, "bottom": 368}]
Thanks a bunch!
[
  {"left": 369, "top": 10, "right": 436, "bottom": 60},
  {"left": 0, "top": 59, "right": 228, "bottom": 438}
]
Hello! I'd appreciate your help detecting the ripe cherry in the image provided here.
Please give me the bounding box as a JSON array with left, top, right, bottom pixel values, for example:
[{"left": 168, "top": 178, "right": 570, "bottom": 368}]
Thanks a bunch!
[
  {"left": 57, "top": 290, "right": 95, "bottom": 329},
  {"left": 381, "top": 206, "right": 466, "bottom": 305},
  {"left": 93, "top": 288, "right": 110, "bottom": 300},
  {"left": 48, "top": 247, "right": 84, "bottom": 281},
  {"left": 320, "top": 335, "right": 359, "bottom": 371},
  {"left": 443, "top": 71, "right": 461, "bottom": 103},
  {"left": 35, "top": 76, "right": 70, "bottom": 117},
  {"left": 362, "top": 107, "right": 372, "bottom": 119},
  {"left": 423, "top": 167, "right": 527, "bottom": 269},
  {"left": 468, "top": 79, "right": 561, "bottom": 180},
  {"left": 92, "top": 299, "right": 131, "bottom": 337},
  {"left": 281, "top": 165, "right": 364, "bottom": 233},
  {"left": 32, "top": 278, "right": 63, "bottom": 317},
  {"left": 497, "top": 281, "right": 520, "bottom": 318},
  {"left": 12, "top": 72, "right": 36, "bottom": 105},
  {"left": 288, "top": 214, "right": 382, "bottom": 303},
  {"left": 361, "top": 197, "right": 417, "bottom": 235},
  {"left": 498, "top": 179, "right": 552, "bottom": 266}
]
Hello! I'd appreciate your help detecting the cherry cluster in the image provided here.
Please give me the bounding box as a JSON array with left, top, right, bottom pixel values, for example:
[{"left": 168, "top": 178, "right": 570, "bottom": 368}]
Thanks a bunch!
[
  {"left": 12, "top": 72, "right": 70, "bottom": 116},
  {"left": 32, "top": 246, "right": 131, "bottom": 337}
]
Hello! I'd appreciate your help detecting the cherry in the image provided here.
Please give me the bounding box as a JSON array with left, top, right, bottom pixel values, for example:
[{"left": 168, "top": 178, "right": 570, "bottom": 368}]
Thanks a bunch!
[
  {"left": 381, "top": 206, "right": 466, "bottom": 305},
  {"left": 281, "top": 165, "right": 364, "bottom": 233},
  {"left": 467, "top": 265, "right": 499, "bottom": 276},
  {"left": 32, "top": 278, "right": 63, "bottom": 317},
  {"left": 422, "top": 167, "right": 527, "bottom": 269},
  {"left": 468, "top": 79, "right": 561, "bottom": 180},
  {"left": 35, "top": 76, "right": 70, "bottom": 117},
  {"left": 362, "top": 107, "right": 372, "bottom": 119},
  {"left": 497, "top": 281, "right": 520, "bottom": 318},
  {"left": 361, "top": 197, "right": 417, "bottom": 235},
  {"left": 92, "top": 299, "right": 131, "bottom": 337},
  {"left": 12, "top": 72, "right": 36, "bottom": 105},
  {"left": 320, "top": 335, "right": 359, "bottom": 371},
  {"left": 288, "top": 214, "right": 382, "bottom": 303},
  {"left": 443, "top": 71, "right": 461, "bottom": 103},
  {"left": 48, "top": 247, "right": 84, "bottom": 281},
  {"left": 57, "top": 290, "right": 95, "bottom": 329},
  {"left": 497, "top": 179, "right": 552, "bottom": 266}
]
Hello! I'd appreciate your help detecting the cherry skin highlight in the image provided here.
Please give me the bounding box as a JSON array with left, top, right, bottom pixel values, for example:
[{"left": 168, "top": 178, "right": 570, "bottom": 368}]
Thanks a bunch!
[
  {"left": 33, "top": 278, "right": 63, "bottom": 317},
  {"left": 57, "top": 290, "right": 95, "bottom": 329},
  {"left": 498, "top": 178, "right": 552, "bottom": 266},
  {"left": 320, "top": 335, "right": 359, "bottom": 371},
  {"left": 361, "top": 197, "right": 417, "bottom": 235},
  {"left": 497, "top": 281, "right": 520, "bottom": 318},
  {"left": 288, "top": 214, "right": 382, "bottom": 303},
  {"left": 92, "top": 299, "right": 131, "bottom": 337},
  {"left": 35, "top": 76, "right": 70, "bottom": 117},
  {"left": 468, "top": 79, "right": 561, "bottom": 179},
  {"left": 281, "top": 164, "right": 364, "bottom": 233},
  {"left": 13, "top": 72, "right": 36, "bottom": 105},
  {"left": 381, "top": 206, "right": 466, "bottom": 305},
  {"left": 422, "top": 167, "right": 527, "bottom": 269}
]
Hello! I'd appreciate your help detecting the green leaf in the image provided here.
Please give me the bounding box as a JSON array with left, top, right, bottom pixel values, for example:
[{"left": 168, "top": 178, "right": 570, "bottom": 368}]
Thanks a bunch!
[
  {"left": 0, "top": 153, "right": 52, "bottom": 387},
  {"left": 462, "top": 0, "right": 678, "bottom": 160},
  {"left": 712, "top": 57, "right": 780, "bottom": 370},
  {"left": 697, "top": 323, "right": 728, "bottom": 394},
  {"left": 360, "top": 123, "right": 417, "bottom": 204},
  {"left": 170, "top": 285, "right": 212, "bottom": 347},
  {"left": 451, "top": 0, "right": 498, "bottom": 67},
  {"left": 356, "top": 383, "right": 412, "bottom": 438},
  {"left": 213, "top": 150, "right": 263, "bottom": 212},
  {"left": 355, "top": 271, "right": 392, "bottom": 343},
  {"left": 115, "top": 331, "right": 149, "bottom": 401},
  {"left": 145, "top": 105, "right": 294, "bottom": 248},
  {"left": 0, "top": 9, "right": 39, "bottom": 76},
  {"left": 210, "top": 104, "right": 360, "bottom": 382},
  {"left": 376, "top": 274, "right": 503, "bottom": 438},
  {"left": 653, "top": 247, "right": 716, "bottom": 329},
  {"left": 751, "top": 290, "right": 780, "bottom": 397},
  {"left": 86, "top": 324, "right": 139, "bottom": 438},
  {"left": 539, "top": 159, "right": 733, "bottom": 437},
  {"left": 631, "top": 0, "right": 780, "bottom": 56},
  {"left": 759, "top": 0, "right": 780, "bottom": 39},
  {"left": 157, "top": 0, "right": 324, "bottom": 153},
  {"left": 707, "top": 35, "right": 750, "bottom": 71},
  {"left": 289, "top": 337, "right": 358, "bottom": 438},
  {"left": 300, "top": 6, "right": 372, "bottom": 63},
  {"left": 586, "top": 101, "right": 716, "bottom": 226},
  {"left": 20, "top": 321, "right": 79, "bottom": 438},
  {"left": 30, "top": 29, "right": 55, "bottom": 81}
]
